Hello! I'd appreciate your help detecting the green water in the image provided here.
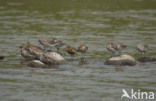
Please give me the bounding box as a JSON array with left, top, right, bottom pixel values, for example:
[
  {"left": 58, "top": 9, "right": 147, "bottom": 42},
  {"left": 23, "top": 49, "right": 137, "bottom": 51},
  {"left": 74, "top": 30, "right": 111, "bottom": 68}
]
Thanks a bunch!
[{"left": 0, "top": 0, "right": 156, "bottom": 101}]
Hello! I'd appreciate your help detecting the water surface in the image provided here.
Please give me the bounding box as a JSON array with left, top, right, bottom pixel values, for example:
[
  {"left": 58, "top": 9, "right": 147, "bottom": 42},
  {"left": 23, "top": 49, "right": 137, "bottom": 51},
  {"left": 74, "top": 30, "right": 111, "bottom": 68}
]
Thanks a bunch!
[{"left": 0, "top": 0, "right": 156, "bottom": 101}]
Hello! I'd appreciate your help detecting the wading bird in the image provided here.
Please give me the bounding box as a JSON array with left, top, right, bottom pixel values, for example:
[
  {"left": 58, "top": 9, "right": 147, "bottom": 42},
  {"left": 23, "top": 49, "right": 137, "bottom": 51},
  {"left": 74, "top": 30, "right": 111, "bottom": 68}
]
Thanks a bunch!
[
  {"left": 106, "top": 42, "right": 116, "bottom": 54},
  {"left": 20, "top": 42, "right": 43, "bottom": 59},
  {"left": 113, "top": 43, "right": 127, "bottom": 55},
  {"left": 54, "top": 40, "right": 66, "bottom": 51},
  {"left": 137, "top": 44, "right": 148, "bottom": 54},
  {"left": 66, "top": 45, "right": 77, "bottom": 56},
  {"left": 77, "top": 43, "right": 88, "bottom": 53},
  {"left": 39, "top": 38, "right": 58, "bottom": 51}
]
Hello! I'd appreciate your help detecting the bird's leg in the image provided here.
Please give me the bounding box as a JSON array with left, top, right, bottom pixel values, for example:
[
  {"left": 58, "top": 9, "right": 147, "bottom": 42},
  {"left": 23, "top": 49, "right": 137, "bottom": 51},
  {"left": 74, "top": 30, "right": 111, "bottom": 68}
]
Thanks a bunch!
[
  {"left": 43, "top": 46, "right": 49, "bottom": 52},
  {"left": 142, "top": 52, "right": 146, "bottom": 57},
  {"left": 57, "top": 49, "right": 64, "bottom": 56},
  {"left": 118, "top": 51, "right": 121, "bottom": 56},
  {"left": 111, "top": 51, "right": 116, "bottom": 57},
  {"left": 57, "top": 47, "right": 60, "bottom": 52},
  {"left": 70, "top": 54, "right": 75, "bottom": 61}
]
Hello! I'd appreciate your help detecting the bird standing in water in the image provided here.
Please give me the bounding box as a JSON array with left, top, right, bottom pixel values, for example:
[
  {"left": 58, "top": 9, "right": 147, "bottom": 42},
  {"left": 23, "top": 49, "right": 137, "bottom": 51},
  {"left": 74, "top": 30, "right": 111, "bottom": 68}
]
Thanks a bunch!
[
  {"left": 39, "top": 38, "right": 58, "bottom": 51},
  {"left": 77, "top": 43, "right": 88, "bottom": 64},
  {"left": 137, "top": 44, "right": 148, "bottom": 55},
  {"left": 106, "top": 42, "right": 116, "bottom": 55},
  {"left": 54, "top": 40, "right": 66, "bottom": 51},
  {"left": 113, "top": 43, "right": 127, "bottom": 55},
  {"left": 49, "top": 38, "right": 58, "bottom": 44},
  {"left": 27, "top": 42, "right": 43, "bottom": 57},
  {"left": 66, "top": 45, "right": 77, "bottom": 56},
  {"left": 77, "top": 43, "right": 88, "bottom": 53},
  {"left": 39, "top": 38, "right": 51, "bottom": 48},
  {"left": 20, "top": 42, "right": 43, "bottom": 59}
]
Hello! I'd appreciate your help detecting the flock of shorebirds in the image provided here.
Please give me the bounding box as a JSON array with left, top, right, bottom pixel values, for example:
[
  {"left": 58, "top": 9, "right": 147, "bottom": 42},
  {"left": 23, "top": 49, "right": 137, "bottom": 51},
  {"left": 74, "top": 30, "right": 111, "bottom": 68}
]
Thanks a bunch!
[
  {"left": 19, "top": 37, "right": 89, "bottom": 67},
  {"left": 21, "top": 38, "right": 88, "bottom": 57},
  {"left": 0, "top": 37, "right": 149, "bottom": 68},
  {"left": 106, "top": 42, "right": 148, "bottom": 55},
  {"left": 17, "top": 37, "right": 149, "bottom": 67}
]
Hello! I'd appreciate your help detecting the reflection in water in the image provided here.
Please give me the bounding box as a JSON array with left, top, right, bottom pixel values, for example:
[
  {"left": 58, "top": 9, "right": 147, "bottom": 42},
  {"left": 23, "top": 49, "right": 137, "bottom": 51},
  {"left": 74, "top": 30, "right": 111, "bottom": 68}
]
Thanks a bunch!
[{"left": 0, "top": 0, "right": 156, "bottom": 101}]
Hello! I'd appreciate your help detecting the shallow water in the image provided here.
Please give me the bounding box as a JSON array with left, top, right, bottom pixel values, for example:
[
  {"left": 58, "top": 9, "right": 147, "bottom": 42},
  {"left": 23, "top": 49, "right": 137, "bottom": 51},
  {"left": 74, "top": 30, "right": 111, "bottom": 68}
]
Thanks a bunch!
[{"left": 0, "top": 0, "right": 156, "bottom": 101}]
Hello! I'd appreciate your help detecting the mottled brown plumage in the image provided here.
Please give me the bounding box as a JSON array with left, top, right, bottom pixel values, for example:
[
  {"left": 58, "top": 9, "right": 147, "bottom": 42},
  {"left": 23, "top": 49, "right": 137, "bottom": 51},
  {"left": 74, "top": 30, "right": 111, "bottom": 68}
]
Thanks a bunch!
[
  {"left": 39, "top": 38, "right": 58, "bottom": 47},
  {"left": 77, "top": 43, "right": 88, "bottom": 53},
  {"left": 20, "top": 42, "right": 43, "bottom": 59},
  {"left": 39, "top": 38, "right": 51, "bottom": 47},
  {"left": 39, "top": 38, "right": 60, "bottom": 52},
  {"left": 66, "top": 45, "right": 77, "bottom": 55},
  {"left": 49, "top": 38, "right": 58, "bottom": 44},
  {"left": 20, "top": 43, "right": 34, "bottom": 59},
  {"left": 113, "top": 43, "right": 127, "bottom": 53},
  {"left": 27, "top": 42, "right": 43, "bottom": 57},
  {"left": 106, "top": 42, "right": 116, "bottom": 54},
  {"left": 137, "top": 44, "right": 148, "bottom": 54},
  {"left": 54, "top": 41, "right": 66, "bottom": 50}
]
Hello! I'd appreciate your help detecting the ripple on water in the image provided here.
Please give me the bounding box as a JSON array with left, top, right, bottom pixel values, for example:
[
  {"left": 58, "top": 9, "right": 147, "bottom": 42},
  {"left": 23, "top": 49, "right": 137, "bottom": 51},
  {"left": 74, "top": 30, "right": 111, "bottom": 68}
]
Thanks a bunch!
[{"left": 0, "top": 0, "right": 156, "bottom": 101}]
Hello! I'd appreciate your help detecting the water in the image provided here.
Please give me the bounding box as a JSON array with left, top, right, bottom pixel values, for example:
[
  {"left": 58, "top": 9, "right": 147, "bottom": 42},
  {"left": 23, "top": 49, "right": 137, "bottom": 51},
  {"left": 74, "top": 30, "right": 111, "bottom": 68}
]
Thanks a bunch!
[{"left": 0, "top": 0, "right": 156, "bottom": 101}]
